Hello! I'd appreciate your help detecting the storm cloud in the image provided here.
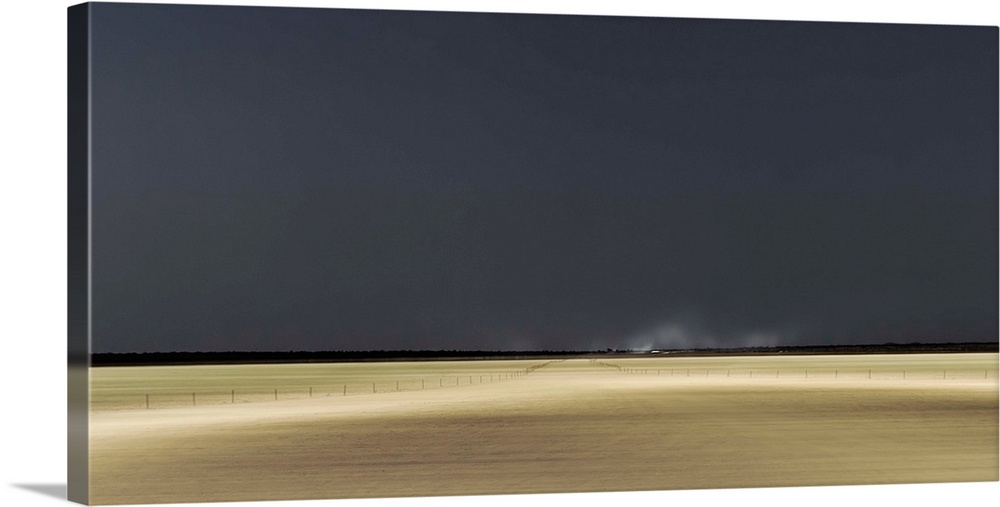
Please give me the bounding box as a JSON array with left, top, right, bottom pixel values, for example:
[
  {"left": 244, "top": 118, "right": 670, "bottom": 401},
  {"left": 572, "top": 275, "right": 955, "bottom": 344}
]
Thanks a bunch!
[{"left": 87, "top": 4, "right": 997, "bottom": 352}]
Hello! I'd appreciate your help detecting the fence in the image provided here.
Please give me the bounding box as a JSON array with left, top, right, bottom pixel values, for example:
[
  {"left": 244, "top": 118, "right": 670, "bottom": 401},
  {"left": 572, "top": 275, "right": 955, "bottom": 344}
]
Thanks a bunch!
[
  {"left": 94, "top": 358, "right": 995, "bottom": 411},
  {"left": 589, "top": 359, "right": 996, "bottom": 381},
  {"left": 93, "top": 360, "right": 559, "bottom": 411}
]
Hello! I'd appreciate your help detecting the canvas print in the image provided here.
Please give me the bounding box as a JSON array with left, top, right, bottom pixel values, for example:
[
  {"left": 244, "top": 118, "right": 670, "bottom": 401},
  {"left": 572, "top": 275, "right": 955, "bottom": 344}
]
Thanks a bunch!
[{"left": 68, "top": 2, "right": 998, "bottom": 505}]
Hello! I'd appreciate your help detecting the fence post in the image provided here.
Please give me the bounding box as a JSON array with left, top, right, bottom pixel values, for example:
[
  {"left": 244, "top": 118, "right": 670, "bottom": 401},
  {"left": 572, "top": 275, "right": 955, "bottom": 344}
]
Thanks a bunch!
[
  {"left": 373, "top": 382, "right": 376, "bottom": 393},
  {"left": 192, "top": 393, "right": 196, "bottom": 406},
  {"left": 343, "top": 385, "right": 347, "bottom": 396},
  {"left": 231, "top": 390, "right": 235, "bottom": 404},
  {"left": 309, "top": 387, "right": 313, "bottom": 397},
  {"left": 145, "top": 394, "right": 149, "bottom": 409},
  {"left": 275, "top": 389, "right": 278, "bottom": 400}
]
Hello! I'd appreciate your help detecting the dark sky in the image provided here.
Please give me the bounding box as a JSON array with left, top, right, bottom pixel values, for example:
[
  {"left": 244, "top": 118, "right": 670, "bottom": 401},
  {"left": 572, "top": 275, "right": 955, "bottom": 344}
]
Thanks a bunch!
[{"left": 88, "top": 3, "right": 997, "bottom": 353}]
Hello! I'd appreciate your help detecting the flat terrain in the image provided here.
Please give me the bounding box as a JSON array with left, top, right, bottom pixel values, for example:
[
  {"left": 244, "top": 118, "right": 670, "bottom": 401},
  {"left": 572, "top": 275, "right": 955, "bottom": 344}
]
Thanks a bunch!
[{"left": 88, "top": 353, "right": 999, "bottom": 505}]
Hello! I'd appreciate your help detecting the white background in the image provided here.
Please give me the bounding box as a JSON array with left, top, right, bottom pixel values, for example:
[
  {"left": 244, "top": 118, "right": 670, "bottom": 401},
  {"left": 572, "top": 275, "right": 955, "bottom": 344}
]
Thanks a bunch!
[{"left": 1, "top": 1, "right": 997, "bottom": 506}]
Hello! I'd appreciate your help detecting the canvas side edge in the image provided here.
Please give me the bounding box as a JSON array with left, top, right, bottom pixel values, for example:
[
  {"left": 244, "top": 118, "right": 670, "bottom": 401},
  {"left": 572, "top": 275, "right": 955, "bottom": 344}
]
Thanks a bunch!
[{"left": 67, "top": 3, "right": 92, "bottom": 505}]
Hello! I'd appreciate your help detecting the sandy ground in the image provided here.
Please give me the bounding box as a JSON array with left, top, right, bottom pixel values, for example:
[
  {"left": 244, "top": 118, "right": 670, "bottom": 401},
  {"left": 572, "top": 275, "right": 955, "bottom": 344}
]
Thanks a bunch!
[{"left": 88, "top": 354, "right": 998, "bottom": 505}]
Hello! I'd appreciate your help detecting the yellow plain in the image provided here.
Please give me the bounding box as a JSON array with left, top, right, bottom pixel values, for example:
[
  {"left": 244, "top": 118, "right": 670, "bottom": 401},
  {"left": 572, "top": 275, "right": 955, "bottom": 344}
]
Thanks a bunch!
[{"left": 88, "top": 353, "right": 998, "bottom": 505}]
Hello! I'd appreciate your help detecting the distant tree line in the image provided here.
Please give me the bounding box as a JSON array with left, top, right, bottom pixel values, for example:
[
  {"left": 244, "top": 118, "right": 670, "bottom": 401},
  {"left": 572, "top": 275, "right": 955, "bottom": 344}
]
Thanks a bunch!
[
  {"left": 88, "top": 342, "right": 997, "bottom": 366},
  {"left": 89, "top": 349, "right": 589, "bottom": 366},
  {"left": 670, "top": 342, "right": 998, "bottom": 357}
]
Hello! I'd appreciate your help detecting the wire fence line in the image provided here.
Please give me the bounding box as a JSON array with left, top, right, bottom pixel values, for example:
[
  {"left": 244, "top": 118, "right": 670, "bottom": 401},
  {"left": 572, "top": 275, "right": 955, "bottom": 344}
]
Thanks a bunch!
[
  {"left": 93, "top": 358, "right": 995, "bottom": 411},
  {"left": 93, "top": 360, "right": 560, "bottom": 411},
  {"left": 589, "top": 359, "right": 997, "bottom": 381}
]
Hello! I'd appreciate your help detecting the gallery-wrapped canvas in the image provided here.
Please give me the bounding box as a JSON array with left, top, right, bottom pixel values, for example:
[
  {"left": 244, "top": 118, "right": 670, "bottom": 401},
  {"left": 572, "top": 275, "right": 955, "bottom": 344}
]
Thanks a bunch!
[{"left": 68, "top": 2, "right": 998, "bottom": 505}]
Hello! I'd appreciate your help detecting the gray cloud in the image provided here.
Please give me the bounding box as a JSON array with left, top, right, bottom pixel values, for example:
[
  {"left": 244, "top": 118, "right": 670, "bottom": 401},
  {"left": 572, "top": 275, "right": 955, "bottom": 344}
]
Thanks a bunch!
[{"left": 88, "top": 5, "right": 997, "bottom": 352}]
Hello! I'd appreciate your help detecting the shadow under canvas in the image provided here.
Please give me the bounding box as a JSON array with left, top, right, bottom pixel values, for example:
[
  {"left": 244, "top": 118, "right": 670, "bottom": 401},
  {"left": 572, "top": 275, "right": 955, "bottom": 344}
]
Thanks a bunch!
[{"left": 12, "top": 483, "right": 67, "bottom": 501}]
